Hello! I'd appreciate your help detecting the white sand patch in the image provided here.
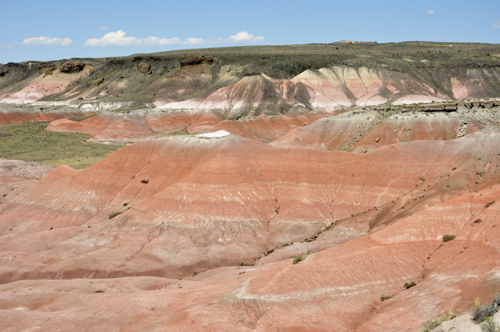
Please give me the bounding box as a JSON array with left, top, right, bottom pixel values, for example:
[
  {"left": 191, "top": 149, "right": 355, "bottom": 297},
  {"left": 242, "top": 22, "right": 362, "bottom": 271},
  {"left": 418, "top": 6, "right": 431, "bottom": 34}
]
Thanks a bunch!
[
  {"left": 196, "top": 130, "right": 230, "bottom": 138},
  {"left": 79, "top": 102, "right": 133, "bottom": 112},
  {"left": 392, "top": 95, "right": 448, "bottom": 105}
]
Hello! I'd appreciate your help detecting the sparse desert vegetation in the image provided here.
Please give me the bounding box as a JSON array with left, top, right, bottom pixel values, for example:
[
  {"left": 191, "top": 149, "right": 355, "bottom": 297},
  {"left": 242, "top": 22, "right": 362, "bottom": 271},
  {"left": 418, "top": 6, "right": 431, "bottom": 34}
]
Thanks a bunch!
[
  {"left": 420, "top": 310, "right": 456, "bottom": 332},
  {"left": 0, "top": 121, "right": 123, "bottom": 168},
  {"left": 293, "top": 255, "right": 305, "bottom": 264}
]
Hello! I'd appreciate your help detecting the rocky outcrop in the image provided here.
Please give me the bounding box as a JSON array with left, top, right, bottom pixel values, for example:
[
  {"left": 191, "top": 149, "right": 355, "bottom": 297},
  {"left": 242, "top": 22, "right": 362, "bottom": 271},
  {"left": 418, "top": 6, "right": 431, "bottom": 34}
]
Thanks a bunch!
[
  {"left": 0, "top": 159, "right": 53, "bottom": 180},
  {"left": 136, "top": 62, "right": 150, "bottom": 73},
  {"left": 59, "top": 61, "right": 85, "bottom": 73},
  {"left": 180, "top": 55, "right": 213, "bottom": 67}
]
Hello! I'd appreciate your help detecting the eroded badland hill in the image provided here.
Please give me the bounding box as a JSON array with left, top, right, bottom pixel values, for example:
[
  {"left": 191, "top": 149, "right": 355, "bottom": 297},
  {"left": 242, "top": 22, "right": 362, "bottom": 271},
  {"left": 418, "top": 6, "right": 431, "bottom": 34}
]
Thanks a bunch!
[{"left": 1, "top": 42, "right": 500, "bottom": 331}]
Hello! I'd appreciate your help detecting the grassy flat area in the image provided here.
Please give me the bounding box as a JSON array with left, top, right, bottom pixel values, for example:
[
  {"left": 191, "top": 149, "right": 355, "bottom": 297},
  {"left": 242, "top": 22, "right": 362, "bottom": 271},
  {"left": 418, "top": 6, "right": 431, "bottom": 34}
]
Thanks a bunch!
[{"left": 0, "top": 122, "right": 124, "bottom": 169}]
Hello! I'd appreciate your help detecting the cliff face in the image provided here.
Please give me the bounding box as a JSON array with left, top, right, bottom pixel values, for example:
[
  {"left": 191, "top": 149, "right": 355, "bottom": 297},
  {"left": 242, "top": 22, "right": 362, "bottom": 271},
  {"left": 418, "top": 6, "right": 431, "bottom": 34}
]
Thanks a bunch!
[{"left": 1, "top": 42, "right": 499, "bottom": 113}]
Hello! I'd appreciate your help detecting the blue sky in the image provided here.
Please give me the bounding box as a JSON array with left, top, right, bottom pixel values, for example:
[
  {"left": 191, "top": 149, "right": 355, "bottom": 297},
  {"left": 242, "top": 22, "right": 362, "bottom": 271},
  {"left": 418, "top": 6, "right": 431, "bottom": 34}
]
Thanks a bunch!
[{"left": 1, "top": 0, "right": 499, "bottom": 63}]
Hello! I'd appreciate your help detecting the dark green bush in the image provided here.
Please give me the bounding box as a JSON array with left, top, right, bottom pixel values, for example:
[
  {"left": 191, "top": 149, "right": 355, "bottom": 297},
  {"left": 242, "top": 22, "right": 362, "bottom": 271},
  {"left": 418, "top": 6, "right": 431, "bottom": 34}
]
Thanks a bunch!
[
  {"left": 443, "top": 234, "right": 456, "bottom": 242},
  {"left": 404, "top": 281, "right": 417, "bottom": 289},
  {"left": 486, "top": 200, "right": 496, "bottom": 208},
  {"left": 239, "top": 262, "right": 253, "bottom": 266}
]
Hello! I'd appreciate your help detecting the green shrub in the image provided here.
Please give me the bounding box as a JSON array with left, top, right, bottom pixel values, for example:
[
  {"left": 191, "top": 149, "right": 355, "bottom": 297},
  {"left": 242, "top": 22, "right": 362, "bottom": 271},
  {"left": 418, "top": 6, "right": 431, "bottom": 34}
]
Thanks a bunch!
[
  {"left": 443, "top": 234, "right": 456, "bottom": 242},
  {"left": 239, "top": 262, "right": 253, "bottom": 266},
  {"left": 420, "top": 319, "right": 441, "bottom": 332},
  {"left": 108, "top": 211, "right": 122, "bottom": 219},
  {"left": 486, "top": 200, "right": 496, "bottom": 208},
  {"left": 404, "top": 281, "right": 417, "bottom": 289},
  {"left": 420, "top": 311, "right": 456, "bottom": 332},
  {"left": 473, "top": 294, "right": 500, "bottom": 324},
  {"left": 293, "top": 255, "right": 305, "bottom": 265},
  {"left": 481, "top": 317, "right": 500, "bottom": 332},
  {"left": 472, "top": 298, "right": 486, "bottom": 321}
]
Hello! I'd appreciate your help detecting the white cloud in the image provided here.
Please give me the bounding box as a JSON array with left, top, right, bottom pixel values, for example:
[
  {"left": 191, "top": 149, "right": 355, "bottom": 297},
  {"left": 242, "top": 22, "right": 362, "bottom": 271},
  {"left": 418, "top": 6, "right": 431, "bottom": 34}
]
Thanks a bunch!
[
  {"left": 0, "top": 45, "right": 4, "bottom": 49},
  {"left": 426, "top": 10, "right": 434, "bottom": 16},
  {"left": 184, "top": 38, "right": 207, "bottom": 45},
  {"left": 98, "top": 26, "right": 107, "bottom": 30},
  {"left": 228, "top": 31, "right": 264, "bottom": 43},
  {"left": 22, "top": 36, "right": 73, "bottom": 46},
  {"left": 83, "top": 30, "right": 180, "bottom": 46},
  {"left": 492, "top": 20, "right": 500, "bottom": 29},
  {"left": 84, "top": 30, "right": 265, "bottom": 47}
]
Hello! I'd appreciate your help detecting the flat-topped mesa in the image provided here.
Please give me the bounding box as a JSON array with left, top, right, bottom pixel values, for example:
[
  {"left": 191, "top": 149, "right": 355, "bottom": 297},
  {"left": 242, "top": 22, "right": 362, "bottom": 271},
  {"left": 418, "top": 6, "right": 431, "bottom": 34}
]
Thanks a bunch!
[{"left": 1, "top": 42, "right": 499, "bottom": 109}]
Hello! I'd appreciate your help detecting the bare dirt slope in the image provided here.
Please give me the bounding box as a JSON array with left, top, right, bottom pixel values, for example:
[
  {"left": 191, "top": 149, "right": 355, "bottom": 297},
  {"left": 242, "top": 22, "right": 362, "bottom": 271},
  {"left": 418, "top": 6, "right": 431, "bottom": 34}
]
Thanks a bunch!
[{"left": 1, "top": 126, "right": 500, "bottom": 331}]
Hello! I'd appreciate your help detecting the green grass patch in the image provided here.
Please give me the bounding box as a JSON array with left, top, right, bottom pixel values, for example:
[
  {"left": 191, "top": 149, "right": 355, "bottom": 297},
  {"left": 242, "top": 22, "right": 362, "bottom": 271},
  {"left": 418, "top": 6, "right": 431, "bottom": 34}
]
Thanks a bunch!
[
  {"left": 293, "top": 255, "right": 305, "bottom": 265},
  {"left": 0, "top": 121, "right": 124, "bottom": 169}
]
